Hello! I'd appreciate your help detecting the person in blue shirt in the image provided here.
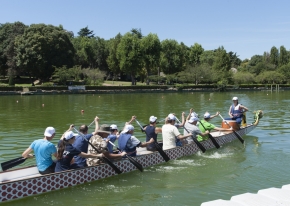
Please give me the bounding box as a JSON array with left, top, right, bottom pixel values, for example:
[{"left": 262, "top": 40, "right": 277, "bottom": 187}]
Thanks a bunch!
[
  {"left": 72, "top": 116, "right": 99, "bottom": 167},
  {"left": 22, "top": 127, "right": 57, "bottom": 175},
  {"left": 105, "top": 124, "right": 119, "bottom": 153},
  {"left": 55, "top": 131, "right": 104, "bottom": 172}
]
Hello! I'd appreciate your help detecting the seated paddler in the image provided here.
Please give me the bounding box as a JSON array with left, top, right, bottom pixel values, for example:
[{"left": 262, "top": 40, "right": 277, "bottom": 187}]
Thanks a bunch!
[
  {"left": 118, "top": 122, "right": 154, "bottom": 157},
  {"left": 225, "top": 97, "right": 248, "bottom": 125}
]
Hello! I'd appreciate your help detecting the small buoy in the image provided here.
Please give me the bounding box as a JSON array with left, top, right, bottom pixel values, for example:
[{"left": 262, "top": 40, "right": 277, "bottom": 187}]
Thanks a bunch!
[
  {"left": 267, "top": 94, "right": 268, "bottom": 95},
  {"left": 209, "top": 99, "right": 211, "bottom": 101},
  {"left": 42, "top": 104, "right": 44, "bottom": 107},
  {"left": 16, "top": 100, "right": 18, "bottom": 103},
  {"left": 99, "top": 96, "right": 100, "bottom": 97},
  {"left": 81, "top": 110, "right": 84, "bottom": 113}
]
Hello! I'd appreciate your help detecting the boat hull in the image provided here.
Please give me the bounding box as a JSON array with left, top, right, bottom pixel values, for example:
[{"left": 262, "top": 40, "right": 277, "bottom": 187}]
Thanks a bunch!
[{"left": 0, "top": 124, "right": 256, "bottom": 203}]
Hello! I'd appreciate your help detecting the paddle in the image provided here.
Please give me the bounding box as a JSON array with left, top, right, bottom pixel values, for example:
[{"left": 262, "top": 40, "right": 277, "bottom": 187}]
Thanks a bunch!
[
  {"left": 72, "top": 127, "right": 122, "bottom": 174},
  {"left": 198, "top": 121, "right": 221, "bottom": 149},
  {"left": 108, "top": 141, "right": 143, "bottom": 172},
  {"left": 135, "top": 119, "right": 170, "bottom": 162},
  {"left": 218, "top": 114, "right": 245, "bottom": 144},
  {"left": 1, "top": 155, "right": 34, "bottom": 171},
  {"left": 175, "top": 117, "right": 206, "bottom": 153}
]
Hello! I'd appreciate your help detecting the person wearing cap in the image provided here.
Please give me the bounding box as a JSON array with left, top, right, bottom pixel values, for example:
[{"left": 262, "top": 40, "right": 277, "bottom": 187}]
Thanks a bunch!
[
  {"left": 22, "top": 127, "right": 57, "bottom": 175},
  {"left": 162, "top": 114, "right": 193, "bottom": 150},
  {"left": 118, "top": 117, "right": 155, "bottom": 157},
  {"left": 72, "top": 116, "right": 100, "bottom": 168},
  {"left": 105, "top": 124, "right": 119, "bottom": 153},
  {"left": 144, "top": 116, "right": 162, "bottom": 151},
  {"left": 197, "top": 112, "right": 232, "bottom": 142},
  {"left": 225, "top": 97, "right": 248, "bottom": 125},
  {"left": 184, "top": 116, "right": 209, "bottom": 144},
  {"left": 55, "top": 131, "right": 103, "bottom": 172}
]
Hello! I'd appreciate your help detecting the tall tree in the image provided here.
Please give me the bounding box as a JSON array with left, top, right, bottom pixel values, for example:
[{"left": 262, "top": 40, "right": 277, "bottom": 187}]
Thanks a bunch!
[
  {"left": 92, "top": 37, "right": 109, "bottom": 71},
  {"left": 15, "top": 24, "right": 75, "bottom": 80},
  {"left": 188, "top": 43, "right": 204, "bottom": 66},
  {"left": 107, "top": 33, "right": 122, "bottom": 79},
  {"left": 228, "top": 51, "right": 241, "bottom": 68},
  {"left": 212, "top": 46, "right": 231, "bottom": 83},
  {"left": 141, "top": 33, "right": 161, "bottom": 85},
  {"left": 131, "top": 28, "right": 142, "bottom": 39},
  {"left": 269, "top": 46, "right": 279, "bottom": 67},
  {"left": 117, "top": 32, "right": 143, "bottom": 85},
  {"left": 279, "top": 46, "right": 288, "bottom": 66},
  {"left": 0, "top": 22, "right": 27, "bottom": 76},
  {"left": 160, "top": 39, "right": 183, "bottom": 75},
  {"left": 72, "top": 36, "right": 96, "bottom": 68},
  {"left": 77, "top": 26, "right": 94, "bottom": 38},
  {"left": 199, "top": 50, "right": 215, "bottom": 66}
]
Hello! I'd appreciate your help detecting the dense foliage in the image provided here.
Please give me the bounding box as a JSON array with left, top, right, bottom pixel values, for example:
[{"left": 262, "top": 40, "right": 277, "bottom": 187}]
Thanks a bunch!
[{"left": 1, "top": 22, "right": 290, "bottom": 86}]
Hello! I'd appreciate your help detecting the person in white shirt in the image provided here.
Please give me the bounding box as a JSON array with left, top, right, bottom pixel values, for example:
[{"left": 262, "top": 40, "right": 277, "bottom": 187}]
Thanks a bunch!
[{"left": 162, "top": 114, "right": 192, "bottom": 150}]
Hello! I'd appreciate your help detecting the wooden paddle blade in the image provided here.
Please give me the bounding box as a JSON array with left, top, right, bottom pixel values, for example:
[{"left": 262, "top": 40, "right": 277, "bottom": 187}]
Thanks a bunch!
[
  {"left": 101, "top": 156, "right": 122, "bottom": 174},
  {"left": 154, "top": 142, "right": 170, "bottom": 162},
  {"left": 208, "top": 134, "right": 221, "bottom": 149},
  {"left": 126, "top": 155, "right": 143, "bottom": 172},
  {"left": 192, "top": 137, "right": 206, "bottom": 153},
  {"left": 233, "top": 131, "right": 245, "bottom": 144},
  {"left": 1, "top": 157, "right": 27, "bottom": 171}
]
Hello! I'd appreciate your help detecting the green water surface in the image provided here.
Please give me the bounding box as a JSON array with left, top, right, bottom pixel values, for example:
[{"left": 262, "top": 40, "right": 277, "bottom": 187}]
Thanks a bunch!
[{"left": 0, "top": 91, "right": 289, "bottom": 206}]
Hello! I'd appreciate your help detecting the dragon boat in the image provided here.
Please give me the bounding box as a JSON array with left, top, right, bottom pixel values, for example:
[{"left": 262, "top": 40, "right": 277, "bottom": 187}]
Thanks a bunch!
[{"left": 0, "top": 110, "right": 263, "bottom": 203}]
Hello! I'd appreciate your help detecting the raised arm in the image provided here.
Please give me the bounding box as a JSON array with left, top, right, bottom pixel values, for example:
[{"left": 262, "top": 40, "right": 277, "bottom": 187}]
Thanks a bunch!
[
  {"left": 93, "top": 116, "right": 99, "bottom": 135},
  {"left": 186, "top": 108, "right": 193, "bottom": 121},
  {"left": 60, "top": 124, "right": 74, "bottom": 140},
  {"left": 210, "top": 111, "right": 220, "bottom": 120}
]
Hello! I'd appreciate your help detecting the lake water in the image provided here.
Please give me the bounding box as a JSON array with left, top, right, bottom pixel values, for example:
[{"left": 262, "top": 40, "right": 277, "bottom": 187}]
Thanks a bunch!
[{"left": 0, "top": 90, "right": 290, "bottom": 206}]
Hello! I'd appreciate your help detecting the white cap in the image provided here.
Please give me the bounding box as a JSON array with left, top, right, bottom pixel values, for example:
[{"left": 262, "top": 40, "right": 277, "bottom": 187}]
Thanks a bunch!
[
  {"left": 149, "top": 116, "right": 157, "bottom": 122},
  {"left": 64, "top": 131, "right": 76, "bottom": 140},
  {"left": 204, "top": 112, "right": 211, "bottom": 119},
  {"left": 44, "top": 127, "right": 55, "bottom": 137},
  {"left": 167, "top": 113, "right": 176, "bottom": 121},
  {"left": 191, "top": 112, "right": 199, "bottom": 117},
  {"left": 188, "top": 116, "right": 199, "bottom": 123},
  {"left": 110, "top": 124, "right": 118, "bottom": 130},
  {"left": 232, "top": 97, "right": 238, "bottom": 100},
  {"left": 123, "top": 125, "right": 134, "bottom": 133}
]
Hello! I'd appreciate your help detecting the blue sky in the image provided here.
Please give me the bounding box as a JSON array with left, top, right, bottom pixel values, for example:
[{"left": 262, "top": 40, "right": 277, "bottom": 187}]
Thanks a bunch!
[{"left": 1, "top": 0, "right": 290, "bottom": 60}]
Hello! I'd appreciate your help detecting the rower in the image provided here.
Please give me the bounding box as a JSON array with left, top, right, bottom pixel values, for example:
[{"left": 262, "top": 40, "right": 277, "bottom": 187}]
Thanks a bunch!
[
  {"left": 22, "top": 127, "right": 57, "bottom": 175},
  {"left": 118, "top": 116, "right": 154, "bottom": 157},
  {"left": 197, "top": 112, "right": 232, "bottom": 142},
  {"left": 143, "top": 116, "right": 162, "bottom": 151}
]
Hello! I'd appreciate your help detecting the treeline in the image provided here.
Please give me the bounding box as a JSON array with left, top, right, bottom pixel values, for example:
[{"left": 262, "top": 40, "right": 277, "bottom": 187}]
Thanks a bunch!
[{"left": 1, "top": 22, "right": 290, "bottom": 86}]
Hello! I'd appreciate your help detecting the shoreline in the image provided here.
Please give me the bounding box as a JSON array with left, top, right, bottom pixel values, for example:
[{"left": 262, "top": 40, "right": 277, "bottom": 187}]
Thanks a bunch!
[{"left": 0, "top": 87, "right": 287, "bottom": 95}]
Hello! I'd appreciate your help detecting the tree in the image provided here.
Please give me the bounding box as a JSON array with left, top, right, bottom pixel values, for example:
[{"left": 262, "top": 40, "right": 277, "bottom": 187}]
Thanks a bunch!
[
  {"left": 82, "top": 68, "right": 105, "bottom": 85},
  {"left": 141, "top": 33, "right": 161, "bottom": 85},
  {"left": 212, "top": 47, "right": 232, "bottom": 83},
  {"left": 92, "top": 37, "right": 109, "bottom": 71},
  {"left": 117, "top": 32, "right": 143, "bottom": 85},
  {"left": 188, "top": 43, "right": 204, "bottom": 66},
  {"left": 107, "top": 33, "right": 122, "bottom": 79},
  {"left": 53, "top": 66, "right": 72, "bottom": 85},
  {"left": 77, "top": 26, "right": 94, "bottom": 38},
  {"left": 269, "top": 46, "right": 279, "bottom": 67},
  {"left": 72, "top": 36, "right": 96, "bottom": 68},
  {"left": 14, "top": 24, "right": 75, "bottom": 80},
  {"left": 0, "top": 22, "right": 27, "bottom": 77},
  {"left": 199, "top": 50, "right": 215, "bottom": 66},
  {"left": 279, "top": 46, "right": 288, "bottom": 66},
  {"left": 228, "top": 51, "right": 241, "bottom": 68},
  {"left": 256, "top": 71, "right": 285, "bottom": 84},
  {"left": 131, "top": 28, "right": 142, "bottom": 39},
  {"left": 232, "top": 72, "right": 255, "bottom": 84},
  {"left": 160, "top": 39, "right": 183, "bottom": 75},
  {"left": 277, "top": 62, "right": 290, "bottom": 83}
]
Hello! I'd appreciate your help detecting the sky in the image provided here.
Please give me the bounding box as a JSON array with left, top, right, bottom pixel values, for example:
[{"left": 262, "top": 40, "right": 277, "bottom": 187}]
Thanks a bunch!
[{"left": 1, "top": 0, "right": 290, "bottom": 60}]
